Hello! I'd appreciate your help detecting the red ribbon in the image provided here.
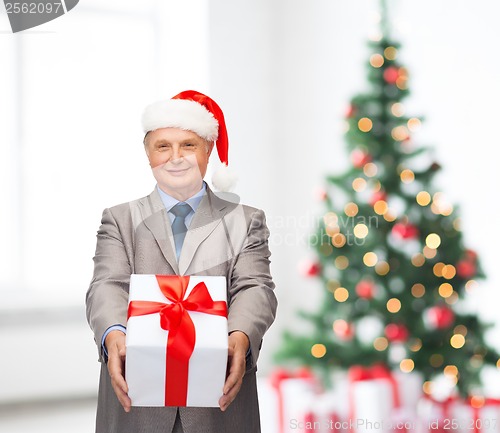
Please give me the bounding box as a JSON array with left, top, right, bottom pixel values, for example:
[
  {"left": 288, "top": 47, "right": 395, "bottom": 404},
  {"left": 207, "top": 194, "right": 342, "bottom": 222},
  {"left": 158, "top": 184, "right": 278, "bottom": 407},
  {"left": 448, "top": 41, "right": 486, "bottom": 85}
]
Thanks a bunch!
[
  {"left": 304, "top": 411, "right": 316, "bottom": 433},
  {"left": 269, "top": 367, "right": 316, "bottom": 433},
  {"left": 329, "top": 412, "right": 340, "bottom": 433},
  {"left": 422, "top": 395, "right": 458, "bottom": 433},
  {"left": 127, "top": 275, "right": 228, "bottom": 406},
  {"left": 348, "top": 364, "right": 401, "bottom": 432}
]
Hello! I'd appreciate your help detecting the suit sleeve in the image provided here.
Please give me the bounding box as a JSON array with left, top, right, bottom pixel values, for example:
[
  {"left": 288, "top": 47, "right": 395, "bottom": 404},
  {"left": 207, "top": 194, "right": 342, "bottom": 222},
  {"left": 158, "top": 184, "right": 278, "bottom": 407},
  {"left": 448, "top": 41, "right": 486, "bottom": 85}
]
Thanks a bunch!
[
  {"left": 85, "top": 208, "right": 132, "bottom": 362},
  {"left": 227, "top": 208, "right": 278, "bottom": 368}
]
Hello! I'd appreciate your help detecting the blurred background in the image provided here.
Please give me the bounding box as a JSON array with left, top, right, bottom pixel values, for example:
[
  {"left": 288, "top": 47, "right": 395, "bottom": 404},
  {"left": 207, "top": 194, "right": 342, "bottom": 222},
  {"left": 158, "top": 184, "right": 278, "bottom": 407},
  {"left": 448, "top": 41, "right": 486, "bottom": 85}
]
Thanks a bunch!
[{"left": 1, "top": 0, "right": 499, "bottom": 432}]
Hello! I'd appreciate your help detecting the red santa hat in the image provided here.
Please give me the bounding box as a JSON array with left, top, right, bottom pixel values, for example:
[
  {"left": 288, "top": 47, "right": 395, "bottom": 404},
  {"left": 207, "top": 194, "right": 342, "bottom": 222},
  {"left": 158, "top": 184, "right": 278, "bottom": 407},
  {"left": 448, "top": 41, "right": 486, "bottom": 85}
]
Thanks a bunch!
[{"left": 141, "top": 90, "right": 237, "bottom": 192}]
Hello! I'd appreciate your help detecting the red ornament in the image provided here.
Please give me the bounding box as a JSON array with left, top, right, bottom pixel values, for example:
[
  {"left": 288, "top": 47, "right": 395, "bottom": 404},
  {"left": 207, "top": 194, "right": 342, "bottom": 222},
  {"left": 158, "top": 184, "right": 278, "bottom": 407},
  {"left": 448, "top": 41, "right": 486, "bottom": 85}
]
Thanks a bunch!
[
  {"left": 392, "top": 222, "right": 419, "bottom": 240},
  {"left": 370, "top": 190, "right": 387, "bottom": 206},
  {"left": 300, "top": 260, "right": 321, "bottom": 277},
  {"left": 351, "top": 149, "right": 372, "bottom": 168},
  {"left": 384, "top": 66, "right": 399, "bottom": 84},
  {"left": 384, "top": 323, "right": 409, "bottom": 342},
  {"left": 355, "top": 280, "right": 375, "bottom": 299},
  {"left": 430, "top": 162, "right": 442, "bottom": 172},
  {"left": 333, "top": 319, "right": 354, "bottom": 341},
  {"left": 346, "top": 104, "right": 357, "bottom": 118},
  {"left": 456, "top": 260, "right": 477, "bottom": 279},
  {"left": 315, "top": 187, "right": 328, "bottom": 202},
  {"left": 464, "top": 249, "right": 478, "bottom": 261},
  {"left": 426, "top": 305, "right": 455, "bottom": 329}
]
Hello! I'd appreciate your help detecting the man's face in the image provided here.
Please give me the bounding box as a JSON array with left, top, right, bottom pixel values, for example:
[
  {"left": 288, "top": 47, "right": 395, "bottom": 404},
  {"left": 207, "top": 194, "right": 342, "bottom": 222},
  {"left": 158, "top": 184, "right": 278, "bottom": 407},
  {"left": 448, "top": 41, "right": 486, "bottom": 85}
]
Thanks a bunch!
[{"left": 145, "top": 127, "right": 213, "bottom": 199}]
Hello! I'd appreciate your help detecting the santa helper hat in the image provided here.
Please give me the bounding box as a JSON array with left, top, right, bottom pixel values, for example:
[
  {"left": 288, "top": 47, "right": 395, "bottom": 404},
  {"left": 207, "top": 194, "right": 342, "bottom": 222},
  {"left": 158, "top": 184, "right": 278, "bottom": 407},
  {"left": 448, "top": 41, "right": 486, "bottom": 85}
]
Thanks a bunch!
[{"left": 141, "top": 90, "right": 237, "bottom": 192}]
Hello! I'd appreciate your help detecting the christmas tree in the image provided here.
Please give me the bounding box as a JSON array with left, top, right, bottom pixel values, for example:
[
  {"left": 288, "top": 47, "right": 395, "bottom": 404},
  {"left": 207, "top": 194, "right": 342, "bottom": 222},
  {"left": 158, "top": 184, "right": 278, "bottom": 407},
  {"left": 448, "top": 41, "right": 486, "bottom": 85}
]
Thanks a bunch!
[{"left": 275, "top": 3, "right": 498, "bottom": 398}]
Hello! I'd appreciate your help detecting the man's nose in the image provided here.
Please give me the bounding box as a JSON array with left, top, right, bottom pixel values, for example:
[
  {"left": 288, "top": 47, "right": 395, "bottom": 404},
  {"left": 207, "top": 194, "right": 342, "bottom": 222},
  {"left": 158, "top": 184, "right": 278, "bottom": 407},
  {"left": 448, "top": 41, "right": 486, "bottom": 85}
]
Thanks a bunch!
[{"left": 171, "top": 146, "right": 183, "bottom": 162}]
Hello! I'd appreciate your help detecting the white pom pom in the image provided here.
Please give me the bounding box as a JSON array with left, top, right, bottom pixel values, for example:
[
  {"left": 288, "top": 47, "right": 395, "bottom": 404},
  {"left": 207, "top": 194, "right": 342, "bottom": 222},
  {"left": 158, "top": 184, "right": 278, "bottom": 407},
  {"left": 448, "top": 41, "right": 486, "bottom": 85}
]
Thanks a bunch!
[{"left": 211, "top": 163, "right": 238, "bottom": 192}]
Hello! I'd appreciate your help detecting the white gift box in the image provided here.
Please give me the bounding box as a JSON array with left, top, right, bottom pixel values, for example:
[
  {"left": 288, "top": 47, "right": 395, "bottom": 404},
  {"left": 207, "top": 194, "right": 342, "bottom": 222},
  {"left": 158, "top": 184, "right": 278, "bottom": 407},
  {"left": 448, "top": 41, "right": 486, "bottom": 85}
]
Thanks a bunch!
[
  {"left": 351, "top": 379, "right": 393, "bottom": 433},
  {"left": 314, "top": 390, "right": 343, "bottom": 433},
  {"left": 125, "top": 274, "right": 228, "bottom": 407},
  {"left": 280, "top": 378, "right": 319, "bottom": 433},
  {"left": 390, "top": 371, "right": 423, "bottom": 433},
  {"left": 458, "top": 400, "right": 500, "bottom": 433},
  {"left": 393, "top": 371, "right": 423, "bottom": 412},
  {"left": 264, "top": 368, "right": 321, "bottom": 433},
  {"left": 348, "top": 365, "right": 401, "bottom": 433},
  {"left": 416, "top": 396, "right": 462, "bottom": 433}
]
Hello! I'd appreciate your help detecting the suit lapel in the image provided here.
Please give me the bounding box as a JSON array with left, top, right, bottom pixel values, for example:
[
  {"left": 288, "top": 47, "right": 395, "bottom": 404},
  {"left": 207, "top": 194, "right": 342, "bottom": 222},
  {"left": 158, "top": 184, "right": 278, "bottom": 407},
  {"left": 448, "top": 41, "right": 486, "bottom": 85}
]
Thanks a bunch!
[
  {"left": 140, "top": 188, "right": 179, "bottom": 274},
  {"left": 178, "top": 188, "right": 227, "bottom": 275}
]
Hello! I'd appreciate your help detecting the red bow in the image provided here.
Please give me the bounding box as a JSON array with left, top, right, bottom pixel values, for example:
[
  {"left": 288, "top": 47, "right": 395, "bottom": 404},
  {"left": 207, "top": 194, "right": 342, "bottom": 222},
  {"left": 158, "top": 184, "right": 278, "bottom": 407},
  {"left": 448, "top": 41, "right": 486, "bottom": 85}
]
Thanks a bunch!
[
  {"left": 349, "top": 363, "right": 394, "bottom": 380},
  {"left": 128, "top": 275, "right": 228, "bottom": 406},
  {"left": 269, "top": 366, "right": 315, "bottom": 389}
]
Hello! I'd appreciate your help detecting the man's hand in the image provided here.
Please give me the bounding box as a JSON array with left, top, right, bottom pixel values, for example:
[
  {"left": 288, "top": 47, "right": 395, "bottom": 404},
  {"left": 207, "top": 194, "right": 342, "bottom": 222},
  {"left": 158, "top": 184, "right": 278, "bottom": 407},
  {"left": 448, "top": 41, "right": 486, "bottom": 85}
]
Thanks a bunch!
[
  {"left": 105, "top": 330, "right": 131, "bottom": 413},
  {"left": 219, "top": 331, "right": 250, "bottom": 412}
]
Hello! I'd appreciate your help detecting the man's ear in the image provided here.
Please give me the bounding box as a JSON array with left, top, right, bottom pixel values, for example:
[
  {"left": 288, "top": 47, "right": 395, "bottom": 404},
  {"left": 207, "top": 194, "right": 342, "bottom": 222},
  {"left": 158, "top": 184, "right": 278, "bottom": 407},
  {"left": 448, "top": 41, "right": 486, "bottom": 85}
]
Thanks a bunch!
[
  {"left": 144, "top": 136, "right": 153, "bottom": 167},
  {"left": 207, "top": 141, "right": 215, "bottom": 157},
  {"left": 144, "top": 135, "right": 151, "bottom": 156}
]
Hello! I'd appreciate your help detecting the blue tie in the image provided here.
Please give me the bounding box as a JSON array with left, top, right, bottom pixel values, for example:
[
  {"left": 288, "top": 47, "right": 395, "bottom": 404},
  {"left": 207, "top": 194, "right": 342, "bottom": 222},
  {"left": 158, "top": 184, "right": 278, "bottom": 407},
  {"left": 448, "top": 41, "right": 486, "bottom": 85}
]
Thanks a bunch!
[{"left": 170, "top": 202, "right": 192, "bottom": 259}]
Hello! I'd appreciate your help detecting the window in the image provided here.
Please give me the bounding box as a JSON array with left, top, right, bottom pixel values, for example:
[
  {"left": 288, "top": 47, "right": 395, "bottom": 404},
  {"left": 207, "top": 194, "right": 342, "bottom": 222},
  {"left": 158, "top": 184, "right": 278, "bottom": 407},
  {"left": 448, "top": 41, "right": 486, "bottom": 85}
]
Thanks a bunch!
[{"left": 0, "top": 0, "right": 210, "bottom": 299}]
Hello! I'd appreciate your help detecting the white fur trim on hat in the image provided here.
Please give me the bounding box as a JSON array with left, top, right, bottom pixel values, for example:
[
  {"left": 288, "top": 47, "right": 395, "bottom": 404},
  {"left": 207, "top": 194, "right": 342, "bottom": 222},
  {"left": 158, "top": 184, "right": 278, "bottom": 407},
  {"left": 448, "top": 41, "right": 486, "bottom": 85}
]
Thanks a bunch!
[{"left": 141, "top": 99, "right": 219, "bottom": 141}]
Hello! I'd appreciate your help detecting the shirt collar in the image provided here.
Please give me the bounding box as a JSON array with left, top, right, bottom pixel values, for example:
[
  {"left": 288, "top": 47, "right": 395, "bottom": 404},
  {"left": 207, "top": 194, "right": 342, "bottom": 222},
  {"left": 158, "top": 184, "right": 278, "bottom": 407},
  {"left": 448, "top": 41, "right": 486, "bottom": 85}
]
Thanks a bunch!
[{"left": 156, "top": 182, "right": 207, "bottom": 213}]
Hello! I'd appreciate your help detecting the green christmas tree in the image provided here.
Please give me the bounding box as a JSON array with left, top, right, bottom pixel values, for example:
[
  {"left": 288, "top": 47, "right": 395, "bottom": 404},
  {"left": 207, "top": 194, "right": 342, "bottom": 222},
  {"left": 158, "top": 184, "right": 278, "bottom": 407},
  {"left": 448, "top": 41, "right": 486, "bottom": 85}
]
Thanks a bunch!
[{"left": 276, "top": 3, "right": 498, "bottom": 397}]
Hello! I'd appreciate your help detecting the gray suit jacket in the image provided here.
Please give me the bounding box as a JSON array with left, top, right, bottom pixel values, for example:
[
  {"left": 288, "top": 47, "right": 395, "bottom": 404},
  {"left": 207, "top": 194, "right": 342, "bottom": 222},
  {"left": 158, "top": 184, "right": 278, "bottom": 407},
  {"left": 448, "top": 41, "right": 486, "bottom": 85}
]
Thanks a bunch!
[{"left": 86, "top": 186, "right": 277, "bottom": 433}]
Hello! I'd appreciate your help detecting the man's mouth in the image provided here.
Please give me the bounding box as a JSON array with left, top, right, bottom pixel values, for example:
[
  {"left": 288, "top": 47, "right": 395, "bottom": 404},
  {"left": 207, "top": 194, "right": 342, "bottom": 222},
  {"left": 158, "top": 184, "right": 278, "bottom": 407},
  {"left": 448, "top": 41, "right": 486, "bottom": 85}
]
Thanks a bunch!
[{"left": 166, "top": 167, "right": 190, "bottom": 176}]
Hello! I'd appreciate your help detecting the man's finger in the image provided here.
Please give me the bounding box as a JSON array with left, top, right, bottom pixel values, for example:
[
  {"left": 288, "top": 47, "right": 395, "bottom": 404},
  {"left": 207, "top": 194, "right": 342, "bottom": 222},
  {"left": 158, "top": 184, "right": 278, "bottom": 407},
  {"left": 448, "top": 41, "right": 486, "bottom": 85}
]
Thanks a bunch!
[
  {"left": 220, "top": 358, "right": 245, "bottom": 410},
  {"left": 219, "top": 331, "right": 250, "bottom": 411},
  {"left": 108, "top": 363, "right": 131, "bottom": 412},
  {"left": 106, "top": 334, "right": 132, "bottom": 412},
  {"left": 219, "top": 376, "right": 241, "bottom": 411},
  {"left": 222, "top": 368, "right": 241, "bottom": 396},
  {"left": 219, "top": 362, "right": 245, "bottom": 411}
]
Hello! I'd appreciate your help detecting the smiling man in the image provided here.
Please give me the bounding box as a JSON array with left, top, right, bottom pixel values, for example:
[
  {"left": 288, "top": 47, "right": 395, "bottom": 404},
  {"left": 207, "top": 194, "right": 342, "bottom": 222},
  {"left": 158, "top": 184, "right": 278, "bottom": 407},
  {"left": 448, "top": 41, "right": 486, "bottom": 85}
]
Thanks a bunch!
[
  {"left": 85, "top": 90, "right": 277, "bottom": 433},
  {"left": 146, "top": 128, "right": 212, "bottom": 201}
]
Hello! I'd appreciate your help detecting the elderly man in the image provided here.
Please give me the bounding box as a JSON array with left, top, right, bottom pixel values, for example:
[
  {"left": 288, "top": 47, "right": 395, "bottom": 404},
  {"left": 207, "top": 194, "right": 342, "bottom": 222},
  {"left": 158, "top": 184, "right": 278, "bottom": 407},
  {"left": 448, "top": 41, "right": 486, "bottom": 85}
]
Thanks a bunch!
[{"left": 86, "top": 90, "right": 277, "bottom": 433}]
